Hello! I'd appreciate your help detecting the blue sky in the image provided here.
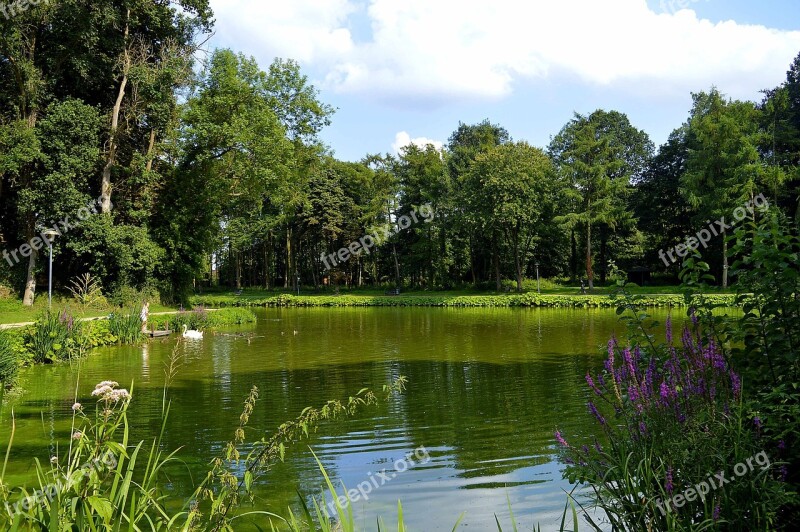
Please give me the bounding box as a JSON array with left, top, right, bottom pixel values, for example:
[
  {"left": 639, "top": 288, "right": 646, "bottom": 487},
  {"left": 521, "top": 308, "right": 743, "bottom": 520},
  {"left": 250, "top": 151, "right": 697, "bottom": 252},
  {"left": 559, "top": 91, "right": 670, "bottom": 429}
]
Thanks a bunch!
[{"left": 209, "top": 0, "right": 800, "bottom": 161}]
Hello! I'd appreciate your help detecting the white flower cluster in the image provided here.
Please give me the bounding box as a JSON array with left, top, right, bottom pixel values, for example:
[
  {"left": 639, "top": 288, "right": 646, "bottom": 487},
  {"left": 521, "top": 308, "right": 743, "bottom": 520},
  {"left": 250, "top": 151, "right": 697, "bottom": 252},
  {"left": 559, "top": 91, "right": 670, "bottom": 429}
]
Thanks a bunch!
[{"left": 90, "top": 381, "right": 131, "bottom": 402}]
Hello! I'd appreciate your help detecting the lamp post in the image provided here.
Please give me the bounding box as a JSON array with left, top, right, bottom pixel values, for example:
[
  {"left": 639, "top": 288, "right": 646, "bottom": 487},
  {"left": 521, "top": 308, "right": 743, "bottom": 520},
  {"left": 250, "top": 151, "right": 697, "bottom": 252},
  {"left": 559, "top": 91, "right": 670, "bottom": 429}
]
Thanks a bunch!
[
  {"left": 296, "top": 271, "right": 300, "bottom": 296},
  {"left": 43, "top": 229, "right": 58, "bottom": 309},
  {"left": 535, "top": 262, "right": 540, "bottom": 293}
]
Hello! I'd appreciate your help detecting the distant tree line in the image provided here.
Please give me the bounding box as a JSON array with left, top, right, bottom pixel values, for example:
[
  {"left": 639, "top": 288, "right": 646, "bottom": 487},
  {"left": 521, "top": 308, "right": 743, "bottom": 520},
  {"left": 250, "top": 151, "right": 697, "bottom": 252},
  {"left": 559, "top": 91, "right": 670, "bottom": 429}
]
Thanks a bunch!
[{"left": 1, "top": 2, "right": 799, "bottom": 303}]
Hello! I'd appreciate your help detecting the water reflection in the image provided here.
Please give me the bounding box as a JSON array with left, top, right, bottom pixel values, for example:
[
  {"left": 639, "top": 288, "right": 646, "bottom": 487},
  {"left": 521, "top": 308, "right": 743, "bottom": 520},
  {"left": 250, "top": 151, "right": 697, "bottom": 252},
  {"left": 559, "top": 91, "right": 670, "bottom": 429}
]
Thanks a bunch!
[{"left": 0, "top": 307, "right": 685, "bottom": 530}]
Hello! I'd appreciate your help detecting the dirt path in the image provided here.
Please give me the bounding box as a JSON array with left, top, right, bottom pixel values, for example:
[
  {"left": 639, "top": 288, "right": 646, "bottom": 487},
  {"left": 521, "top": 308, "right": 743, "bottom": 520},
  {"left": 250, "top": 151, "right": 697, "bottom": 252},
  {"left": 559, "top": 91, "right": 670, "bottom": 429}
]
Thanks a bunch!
[{"left": 0, "top": 310, "right": 212, "bottom": 330}]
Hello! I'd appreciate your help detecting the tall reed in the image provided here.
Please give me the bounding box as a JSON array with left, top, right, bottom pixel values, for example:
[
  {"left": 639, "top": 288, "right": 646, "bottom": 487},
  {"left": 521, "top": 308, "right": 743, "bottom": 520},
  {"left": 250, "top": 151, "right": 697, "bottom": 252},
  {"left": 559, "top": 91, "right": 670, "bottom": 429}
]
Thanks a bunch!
[{"left": 108, "top": 305, "right": 144, "bottom": 344}]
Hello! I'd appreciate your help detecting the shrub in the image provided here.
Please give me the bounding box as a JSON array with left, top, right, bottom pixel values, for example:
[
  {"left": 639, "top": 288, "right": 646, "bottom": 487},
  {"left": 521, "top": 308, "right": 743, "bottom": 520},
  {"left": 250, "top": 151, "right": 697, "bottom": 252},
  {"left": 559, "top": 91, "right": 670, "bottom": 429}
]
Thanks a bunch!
[
  {"left": 67, "top": 273, "right": 106, "bottom": 310},
  {"left": 27, "top": 309, "right": 86, "bottom": 363},
  {"left": 148, "top": 307, "right": 256, "bottom": 331},
  {"left": 0, "top": 331, "right": 17, "bottom": 388},
  {"left": 107, "top": 285, "right": 160, "bottom": 308},
  {"left": 107, "top": 306, "right": 144, "bottom": 344},
  {"left": 0, "top": 285, "right": 13, "bottom": 299},
  {"left": 557, "top": 312, "right": 793, "bottom": 530}
]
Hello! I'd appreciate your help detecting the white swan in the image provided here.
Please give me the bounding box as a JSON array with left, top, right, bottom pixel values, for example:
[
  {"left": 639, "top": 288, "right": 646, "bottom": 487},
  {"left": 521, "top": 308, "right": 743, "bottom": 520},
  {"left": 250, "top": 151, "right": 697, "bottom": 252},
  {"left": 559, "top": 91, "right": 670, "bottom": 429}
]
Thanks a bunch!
[{"left": 182, "top": 324, "right": 204, "bottom": 340}]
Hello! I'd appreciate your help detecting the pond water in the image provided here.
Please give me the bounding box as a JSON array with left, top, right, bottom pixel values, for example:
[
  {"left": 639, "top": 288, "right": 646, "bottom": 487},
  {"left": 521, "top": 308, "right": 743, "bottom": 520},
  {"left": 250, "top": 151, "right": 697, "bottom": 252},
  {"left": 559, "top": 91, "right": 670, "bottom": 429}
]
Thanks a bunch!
[{"left": 0, "top": 307, "right": 682, "bottom": 530}]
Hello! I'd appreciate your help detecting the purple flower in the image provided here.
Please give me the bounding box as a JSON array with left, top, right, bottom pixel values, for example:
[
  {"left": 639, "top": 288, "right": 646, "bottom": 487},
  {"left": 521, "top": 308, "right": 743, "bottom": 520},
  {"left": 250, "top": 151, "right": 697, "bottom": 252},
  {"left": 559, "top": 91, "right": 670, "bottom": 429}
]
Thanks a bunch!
[
  {"left": 659, "top": 382, "right": 670, "bottom": 402},
  {"left": 665, "top": 315, "right": 673, "bottom": 345},
  {"left": 585, "top": 373, "right": 601, "bottom": 395},
  {"left": 588, "top": 402, "right": 606, "bottom": 425},
  {"left": 629, "top": 384, "right": 639, "bottom": 404},
  {"left": 554, "top": 430, "right": 569, "bottom": 447},
  {"left": 665, "top": 467, "right": 674, "bottom": 494},
  {"left": 730, "top": 371, "right": 741, "bottom": 399},
  {"left": 605, "top": 337, "right": 616, "bottom": 374},
  {"left": 778, "top": 440, "right": 786, "bottom": 451},
  {"left": 639, "top": 421, "right": 647, "bottom": 435},
  {"left": 713, "top": 504, "right": 721, "bottom": 520},
  {"left": 779, "top": 465, "right": 788, "bottom": 482}
]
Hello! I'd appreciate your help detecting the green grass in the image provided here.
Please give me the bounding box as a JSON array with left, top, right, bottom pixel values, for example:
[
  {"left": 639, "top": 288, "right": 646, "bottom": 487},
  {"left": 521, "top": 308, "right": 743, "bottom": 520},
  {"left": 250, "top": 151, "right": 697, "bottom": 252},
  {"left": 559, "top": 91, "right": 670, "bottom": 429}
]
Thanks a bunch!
[
  {"left": 0, "top": 295, "right": 173, "bottom": 325},
  {"left": 190, "top": 291, "right": 737, "bottom": 309}
]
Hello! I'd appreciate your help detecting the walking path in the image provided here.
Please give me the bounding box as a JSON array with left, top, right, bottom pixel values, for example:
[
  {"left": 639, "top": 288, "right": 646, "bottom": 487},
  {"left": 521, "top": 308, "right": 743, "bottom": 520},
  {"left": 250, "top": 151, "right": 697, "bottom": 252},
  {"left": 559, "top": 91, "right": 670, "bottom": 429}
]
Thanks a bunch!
[{"left": 0, "top": 310, "right": 205, "bottom": 330}]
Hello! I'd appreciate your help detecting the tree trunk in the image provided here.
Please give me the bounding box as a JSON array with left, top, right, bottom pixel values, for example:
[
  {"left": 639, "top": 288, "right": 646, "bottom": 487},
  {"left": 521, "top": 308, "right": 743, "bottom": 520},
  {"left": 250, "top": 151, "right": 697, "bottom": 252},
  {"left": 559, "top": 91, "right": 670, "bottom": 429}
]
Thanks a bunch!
[
  {"left": 493, "top": 235, "right": 501, "bottom": 292},
  {"left": 22, "top": 220, "right": 38, "bottom": 306},
  {"left": 722, "top": 229, "right": 728, "bottom": 289},
  {"left": 599, "top": 224, "right": 607, "bottom": 285},
  {"left": 235, "top": 251, "right": 241, "bottom": 290},
  {"left": 470, "top": 237, "right": 477, "bottom": 287},
  {"left": 513, "top": 230, "right": 522, "bottom": 292},
  {"left": 101, "top": 9, "right": 131, "bottom": 214},
  {"left": 586, "top": 222, "right": 594, "bottom": 291},
  {"left": 285, "top": 227, "right": 292, "bottom": 289},
  {"left": 145, "top": 129, "right": 156, "bottom": 173},
  {"left": 570, "top": 229, "right": 578, "bottom": 282},
  {"left": 392, "top": 243, "right": 401, "bottom": 287}
]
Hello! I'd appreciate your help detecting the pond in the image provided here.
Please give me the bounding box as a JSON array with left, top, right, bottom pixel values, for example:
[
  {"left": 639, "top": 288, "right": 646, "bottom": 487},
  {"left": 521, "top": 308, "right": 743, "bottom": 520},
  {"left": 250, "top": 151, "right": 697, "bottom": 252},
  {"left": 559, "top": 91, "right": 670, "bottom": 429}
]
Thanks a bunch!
[{"left": 0, "top": 307, "right": 682, "bottom": 530}]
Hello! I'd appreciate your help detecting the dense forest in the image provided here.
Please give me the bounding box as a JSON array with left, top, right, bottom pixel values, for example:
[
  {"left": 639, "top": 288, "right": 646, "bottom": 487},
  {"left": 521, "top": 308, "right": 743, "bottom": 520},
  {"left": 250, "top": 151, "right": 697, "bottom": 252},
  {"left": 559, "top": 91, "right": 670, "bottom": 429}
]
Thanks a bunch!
[{"left": 2, "top": 1, "right": 800, "bottom": 304}]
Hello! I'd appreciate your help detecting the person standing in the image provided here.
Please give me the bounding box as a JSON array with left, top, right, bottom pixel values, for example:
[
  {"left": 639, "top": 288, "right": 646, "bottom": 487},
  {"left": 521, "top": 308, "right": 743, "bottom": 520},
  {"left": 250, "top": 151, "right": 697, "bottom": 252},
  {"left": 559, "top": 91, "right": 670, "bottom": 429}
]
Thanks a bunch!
[{"left": 140, "top": 301, "right": 150, "bottom": 333}]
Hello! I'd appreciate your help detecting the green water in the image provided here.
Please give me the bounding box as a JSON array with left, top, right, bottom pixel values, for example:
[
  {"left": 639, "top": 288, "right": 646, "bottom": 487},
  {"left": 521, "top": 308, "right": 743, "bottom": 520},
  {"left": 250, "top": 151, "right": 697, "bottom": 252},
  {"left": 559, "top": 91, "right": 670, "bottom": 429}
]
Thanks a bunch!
[{"left": 0, "top": 307, "right": 678, "bottom": 530}]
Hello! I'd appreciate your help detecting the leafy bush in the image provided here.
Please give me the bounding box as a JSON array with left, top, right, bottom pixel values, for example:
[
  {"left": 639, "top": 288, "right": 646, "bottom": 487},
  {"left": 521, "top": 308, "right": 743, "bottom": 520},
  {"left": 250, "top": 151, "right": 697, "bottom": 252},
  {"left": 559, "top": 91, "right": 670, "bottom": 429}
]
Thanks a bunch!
[
  {"left": 189, "top": 292, "right": 737, "bottom": 309},
  {"left": 80, "top": 320, "right": 118, "bottom": 348},
  {"left": 107, "top": 306, "right": 144, "bottom": 344},
  {"left": 107, "top": 285, "right": 159, "bottom": 308},
  {"left": 26, "top": 309, "right": 86, "bottom": 363},
  {"left": 67, "top": 273, "right": 106, "bottom": 310},
  {"left": 148, "top": 307, "right": 256, "bottom": 331},
  {"left": 556, "top": 315, "right": 792, "bottom": 530},
  {"left": 727, "top": 214, "right": 800, "bottom": 521},
  {"left": 0, "top": 331, "right": 17, "bottom": 388},
  {"left": 0, "top": 285, "right": 13, "bottom": 299}
]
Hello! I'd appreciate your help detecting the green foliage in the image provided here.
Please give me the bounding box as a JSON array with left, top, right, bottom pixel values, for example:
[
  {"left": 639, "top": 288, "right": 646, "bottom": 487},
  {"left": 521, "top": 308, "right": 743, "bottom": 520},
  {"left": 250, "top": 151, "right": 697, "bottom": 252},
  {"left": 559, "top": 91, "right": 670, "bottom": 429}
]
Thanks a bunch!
[
  {"left": 0, "top": 380, "right": 187, "bottom": 530},
  {"left": 727, "top": 214, "right": 800, "bottom": 518},
  {"left": 107, "top": 306, "right": 144, "bottom": 345},
  {"left": 66, "top": 273, "right": 105, "bottom": 311},
  {"left": 189, "top": 292, "right": 735, "bottom": 309},
  {"left": 0, "top": 331, "right": 17, "bottom": 388},
  {"left": 26, "top": 309, "right": 86, "bottom": 363},
  {"left": 558, "top": 293, "right": 793, "bottom": 530},
  {"left": 148, "top": 306, "right": 256, "bottom": 332}
]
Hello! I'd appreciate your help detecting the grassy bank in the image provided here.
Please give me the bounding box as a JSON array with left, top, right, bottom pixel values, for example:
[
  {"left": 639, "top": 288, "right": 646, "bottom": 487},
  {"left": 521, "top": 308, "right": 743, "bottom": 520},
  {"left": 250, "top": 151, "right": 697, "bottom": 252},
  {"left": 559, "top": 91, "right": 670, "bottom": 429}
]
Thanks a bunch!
[
  {"left": 190, "top": 292, "right": 738, "bottom": 309},
  {"left": 0, "top": 296, "right": 174, "bottom": 325},
  {"left": 0, "top": 307, "right": 257, "bottom": 388}
]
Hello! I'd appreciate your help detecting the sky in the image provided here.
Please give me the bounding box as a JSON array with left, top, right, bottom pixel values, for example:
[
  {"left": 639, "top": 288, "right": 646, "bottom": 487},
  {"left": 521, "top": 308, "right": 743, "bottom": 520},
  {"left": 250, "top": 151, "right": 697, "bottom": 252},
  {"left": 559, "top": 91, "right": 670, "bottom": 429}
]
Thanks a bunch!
[{"left": 207, "top": 0, "right": 800, "bottom": 162}]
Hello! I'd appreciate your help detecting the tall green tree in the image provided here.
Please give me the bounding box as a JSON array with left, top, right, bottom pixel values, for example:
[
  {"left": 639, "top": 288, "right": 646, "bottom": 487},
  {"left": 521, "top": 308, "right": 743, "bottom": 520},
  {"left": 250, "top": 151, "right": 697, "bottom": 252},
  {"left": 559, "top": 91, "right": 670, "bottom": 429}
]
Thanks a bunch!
[
  {"left": 550, "top": 111, "right": 647, "bottom": 290},
  {"left": 683, "top": 88, "right": 766, "bottom": 287},
  {"left": 633, "top": 126, "right": 697, "bottom": 274},
  {"left": 465, "top": 142, "right": 556, "bottom": 291},
  {"left": 448, "top": 120, "right": 510, "bottom": 286}
]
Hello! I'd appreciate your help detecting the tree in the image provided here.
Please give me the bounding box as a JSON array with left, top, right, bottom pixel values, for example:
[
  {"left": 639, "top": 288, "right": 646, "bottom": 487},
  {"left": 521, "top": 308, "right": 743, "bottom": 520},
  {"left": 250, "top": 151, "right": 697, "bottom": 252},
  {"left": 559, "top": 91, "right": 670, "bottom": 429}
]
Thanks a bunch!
[
  {"left": 447, "top": 120, "right": 510, "bottom": 286},
  {"left": 550, "top": 111, "right": 647, "bottom": 290},
  {"left": 633, "top": 126, "right": 697, "bottom": 274},
  {"left": 170, "top": 49, "right": 291, "bottom": 295},
  {"left": 393, "top": 143, "right": 450, "bottom": 288},
  {"left": 465, "top": 142, "right": 556, "bottom": 291},
  {"left": 683, "top": 89, "right": 765, "bottom": 287}
]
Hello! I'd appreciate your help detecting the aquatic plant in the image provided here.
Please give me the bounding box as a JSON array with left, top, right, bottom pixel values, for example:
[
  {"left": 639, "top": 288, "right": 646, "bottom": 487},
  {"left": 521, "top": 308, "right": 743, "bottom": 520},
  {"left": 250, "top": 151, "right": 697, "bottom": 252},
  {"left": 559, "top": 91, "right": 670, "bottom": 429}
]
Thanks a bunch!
[
  {"left": 107, "top": 305, "right": 145, "bottom": 344},
  {"left": 556, "top": 312, "right": 792, "bottom": 530},
  {"left": 0, "top": 331, "right": 17, "bottom": 388},
  {"left": 27, "top": 309, "right": 85, "bottom": 363}
]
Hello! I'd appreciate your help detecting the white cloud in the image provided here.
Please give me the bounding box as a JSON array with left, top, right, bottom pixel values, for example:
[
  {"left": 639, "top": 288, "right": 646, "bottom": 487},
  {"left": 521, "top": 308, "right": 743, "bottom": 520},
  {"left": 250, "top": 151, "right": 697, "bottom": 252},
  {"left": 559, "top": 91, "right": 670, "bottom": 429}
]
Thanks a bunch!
[
  {"left": 392, "top": 132, "right": 444, "bottom": 154},
  {"left": 209, "top": 0, "right": 800, "bottom": 105}
]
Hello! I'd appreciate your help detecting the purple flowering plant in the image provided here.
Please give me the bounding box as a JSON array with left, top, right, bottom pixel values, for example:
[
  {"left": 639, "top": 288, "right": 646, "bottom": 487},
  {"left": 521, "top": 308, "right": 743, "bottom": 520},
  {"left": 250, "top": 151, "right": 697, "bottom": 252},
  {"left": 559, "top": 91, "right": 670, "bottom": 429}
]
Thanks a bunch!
[{"left": 556, "top": 290, "right": 791, "bottom": 530}]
